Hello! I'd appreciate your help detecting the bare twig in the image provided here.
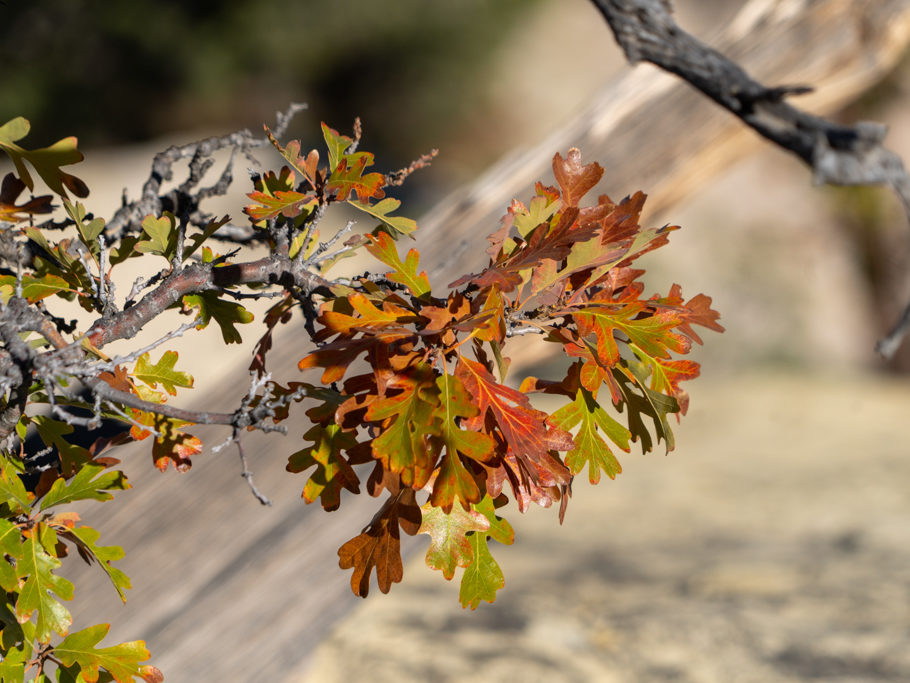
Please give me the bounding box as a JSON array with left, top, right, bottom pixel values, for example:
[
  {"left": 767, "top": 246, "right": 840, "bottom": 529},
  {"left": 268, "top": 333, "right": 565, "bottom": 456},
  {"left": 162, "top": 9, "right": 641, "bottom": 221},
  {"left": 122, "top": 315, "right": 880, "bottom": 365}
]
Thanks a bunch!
[
  {"left": 234, "top": 428, "right": 272, "bottom": 506},
  {"left": 106, "top": 103, "right": 309, "bottom": 240},
  {"left": 386, "top": 149, "right": 439, "bottom": 187}
]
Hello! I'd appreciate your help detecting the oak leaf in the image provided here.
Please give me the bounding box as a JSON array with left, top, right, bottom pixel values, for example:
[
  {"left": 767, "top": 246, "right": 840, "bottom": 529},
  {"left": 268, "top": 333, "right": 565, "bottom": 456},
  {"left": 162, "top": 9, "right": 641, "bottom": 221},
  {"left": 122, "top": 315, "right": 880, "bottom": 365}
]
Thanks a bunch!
[
  {"left": 0, "top": 116, "right": 88, "bottom": 198},
  {"left": 134, "top": 350, "right": 193, "bottom": 396},
  {"left": 458, "top": 496, "right": 513, "bottom": 609},
  {"left": 419, "top": 501, "right": 489, "bottom": 580},
  {"left": 338, "top": 490, "right": 421, "bottom": 597},
  {"left": 54, "top": 624, "right": 160, "bottom": 683},
  {"left": 552, "top": 148, "right": 604, "bottom": 207},
  {"left": 15, "top": 535, "right": 73, "bottom": 643},
  {"left": 287, "top": 423, "right": 360, "bottom": 511},
  {"left": 549, "top": 388, "right": 630, "bottom": 483},
  {"left": 0, "top": 172, "right": 53, "bottom": 223},
  {"left": 364, "top": 231, "right": 432, "bottom": 299}
]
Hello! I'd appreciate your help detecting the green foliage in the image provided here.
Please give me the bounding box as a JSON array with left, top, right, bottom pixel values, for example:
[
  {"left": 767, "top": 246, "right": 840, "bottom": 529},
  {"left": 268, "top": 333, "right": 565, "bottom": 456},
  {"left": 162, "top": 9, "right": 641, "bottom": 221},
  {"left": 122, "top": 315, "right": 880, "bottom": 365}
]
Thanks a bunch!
[{"left": 0, "top": 113, "right": 721, "bottom": 679}]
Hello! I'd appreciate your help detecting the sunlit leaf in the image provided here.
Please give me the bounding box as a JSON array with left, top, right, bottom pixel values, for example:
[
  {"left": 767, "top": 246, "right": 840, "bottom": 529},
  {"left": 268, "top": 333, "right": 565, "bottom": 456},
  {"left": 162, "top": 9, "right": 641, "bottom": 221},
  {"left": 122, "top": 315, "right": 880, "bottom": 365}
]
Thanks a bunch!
[
  {"left": 54, "top": 624, "right": 161, "bottom": 683},
  {"left": 133, "top": 350, "right": 194, "bottom": 396}
]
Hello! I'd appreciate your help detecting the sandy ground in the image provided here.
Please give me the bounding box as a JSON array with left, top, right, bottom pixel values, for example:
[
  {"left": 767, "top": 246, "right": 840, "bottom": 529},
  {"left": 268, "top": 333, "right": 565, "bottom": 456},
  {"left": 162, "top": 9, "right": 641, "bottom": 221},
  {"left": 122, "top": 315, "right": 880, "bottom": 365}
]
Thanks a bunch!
[{"left": 299, "top": 368, "right": 910, "bottom": 682}]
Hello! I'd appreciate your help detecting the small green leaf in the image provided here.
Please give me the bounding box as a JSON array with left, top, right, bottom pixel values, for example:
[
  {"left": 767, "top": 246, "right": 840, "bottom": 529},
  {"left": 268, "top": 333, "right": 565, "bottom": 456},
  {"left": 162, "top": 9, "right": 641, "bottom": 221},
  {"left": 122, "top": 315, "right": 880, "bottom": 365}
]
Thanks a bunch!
[
  {"left": 550, "top": 388, "right": 630, "bottom": 484},
  {"left": 512, "top": 193, "right": 562, "bottom": 238},
  {"left": 64, "top": 200, "right": 105, "bottom": 253},
  {"left": 40, "top": 464, "right": 129, "bottom": 511},
  {"left": 0, "top": 641, "right": 28, "bottom": 683},
  {"left": 459, "top": 530, "right": 504, "bottom": 610},
  {"left": 183, "top": 215, "right": 230, "bottom": 261},
  {"left": 321, "top": 122, "right": 353, "bottom": 172},
  {"left": 614, "top": 362, "right": 680, "bottom": 453},
  {"left": 136, "top": 212, "right": 177, "bottom": 260},
  {"left": 365, "top": 231, "right": 431, "bottom": 298},
  {"left": 31, "top": 415, "right": 91, "bottom": 476},
  {"left": 133, "top": 350, "right": 193, "bottom": 395},
  {"left": 458, "top": 496, "right": 513, "bottom": 609},
  {"left": 350, "top": 198, "right": 417, "bottom": 237},
  {"left": 181, "top": 291, "right": 254, "bottom": 344},
  {"left": 0, "top": 518, "right": 23, "bottom": 592}
]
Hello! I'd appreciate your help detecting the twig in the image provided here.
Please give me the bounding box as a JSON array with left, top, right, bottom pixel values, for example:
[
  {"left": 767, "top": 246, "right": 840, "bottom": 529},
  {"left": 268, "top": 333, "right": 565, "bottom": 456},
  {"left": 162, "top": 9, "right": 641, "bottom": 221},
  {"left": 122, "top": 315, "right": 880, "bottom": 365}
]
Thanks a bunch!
[
  {"left": 234, "top": 429, "right": 271, "bottom": 506},
  {"left": 386, "top": 150, "right": 439, "bottom": 187}
]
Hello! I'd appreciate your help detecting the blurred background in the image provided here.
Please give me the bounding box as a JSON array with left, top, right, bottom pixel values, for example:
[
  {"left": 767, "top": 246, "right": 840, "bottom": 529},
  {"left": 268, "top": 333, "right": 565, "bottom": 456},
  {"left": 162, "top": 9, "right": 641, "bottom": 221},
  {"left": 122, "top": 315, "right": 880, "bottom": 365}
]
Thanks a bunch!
[{"left": 4, "top": 0, "right": 910, "bottom": 681}]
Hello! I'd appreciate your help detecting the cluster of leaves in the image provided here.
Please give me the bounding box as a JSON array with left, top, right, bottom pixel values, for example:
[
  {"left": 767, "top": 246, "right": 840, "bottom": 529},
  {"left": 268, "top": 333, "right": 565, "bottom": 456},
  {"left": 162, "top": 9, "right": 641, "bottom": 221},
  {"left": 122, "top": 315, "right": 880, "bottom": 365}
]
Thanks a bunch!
[
  {"left": 287, "top": 145, "right": 723, "bottom": 606},
  {"left": 0, "top": 111, "right": 720, "bottom": 679}
]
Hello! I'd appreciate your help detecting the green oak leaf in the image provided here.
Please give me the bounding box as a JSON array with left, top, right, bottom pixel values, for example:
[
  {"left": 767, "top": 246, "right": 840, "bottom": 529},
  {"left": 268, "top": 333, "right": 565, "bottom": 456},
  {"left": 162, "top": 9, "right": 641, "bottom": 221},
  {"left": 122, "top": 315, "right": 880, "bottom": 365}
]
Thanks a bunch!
[
  {"left": 350, "top": 197, "right": 417, "bottom": 237},
  {"left": 133, "top": 350, "right": 193, "bottom": 395},
  {"left": 15, "top": 535, "right": 73, "bottom": 643},
  {"left": 0, "top": 518, "right": 23, "bottom": 592},
  {"left": 458, "top": 496, "right": 513, "bottom": 609},
  {"left": 429, "top": 373, "right": 494, "bottom": 511},
  {"left": 0, "top": 117, "right": 88, "bottom": 198},
  {"left": 31, "top": 415, "right": 91, "bottom": 476},
  {"left": 549, "top": 387, "right": 630, "bottom": 484},
  {"left": 64, "top": 200, "right": 105, "bottom": 256},
  {"left": 613, "top": 361, "right": 679, "bottom": 453},
  {"left": 136, "top": 212, "right": 178, "bottom": 260},
  {"left": 0, "top": 274, "right": 72, "bottom": 305},
  {"left": 321, "top": 122, "right": 353, "bottom": 172},
  {"left": 181, "top": 291, "right": 254, "bottom": 344},
  {"left": 512, "top": 193, "right": 562, "bottom": 238},
  {"left": 183, "top": 215, "right": 230, "bottom": 261},
  {"left": 0, "top": 641, "right": 28, "bottom": 683},
  {"left": 287, "top": 423, "right": 360, "bottom": 511},
  {"left": 0, "top": 460, "right": 31, "bottom": 514},
  {"left": 39, "top": 464, "right": 129, "bottom": 511},
  {"left": 365, "top": 231, "right": 431, "bottom": 297},
  {"left": 54, "top": 624, "right": 156, "bottom": 683}
]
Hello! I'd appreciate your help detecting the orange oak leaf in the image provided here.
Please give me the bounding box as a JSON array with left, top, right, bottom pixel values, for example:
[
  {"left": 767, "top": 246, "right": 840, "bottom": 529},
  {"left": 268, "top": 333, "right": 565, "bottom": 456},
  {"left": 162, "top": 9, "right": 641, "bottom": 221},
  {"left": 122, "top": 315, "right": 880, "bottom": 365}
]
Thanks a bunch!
[
  {"left": 0, "top": 172, "right": 54, "bottom": 222},
  {"left": 552, "top": 148, "right": 604, "bottom": 207},
  {"left": 571, "top": 296, "right": 689, "bottom": 366},
  {"left": 319, "top": 292, "right": 419, "bottom": 339},
  {"left": 338, "top": 489, "right": 421, "bottom": 597},
  {"left": 326, "top": 152, "right": 386, "bottom": 202}
]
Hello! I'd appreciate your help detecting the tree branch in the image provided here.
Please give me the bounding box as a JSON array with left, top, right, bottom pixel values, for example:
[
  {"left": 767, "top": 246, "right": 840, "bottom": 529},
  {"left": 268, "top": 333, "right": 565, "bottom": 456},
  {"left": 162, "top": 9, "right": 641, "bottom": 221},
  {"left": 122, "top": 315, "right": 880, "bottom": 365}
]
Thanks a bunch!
[{"left": 588, "top": 0, "right": 910, "bottom": 358}]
